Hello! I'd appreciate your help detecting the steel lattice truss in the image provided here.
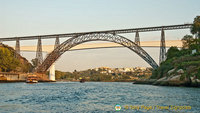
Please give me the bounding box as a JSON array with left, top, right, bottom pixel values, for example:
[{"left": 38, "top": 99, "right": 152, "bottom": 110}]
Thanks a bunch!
[{"left": 36, "top": 33, "right": 158, "bottom": 73}]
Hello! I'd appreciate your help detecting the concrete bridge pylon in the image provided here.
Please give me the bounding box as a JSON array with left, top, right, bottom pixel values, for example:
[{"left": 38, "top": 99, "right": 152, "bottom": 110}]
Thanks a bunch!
[{"left": 49, "top": 63, "right": 55, "bottom": 81}]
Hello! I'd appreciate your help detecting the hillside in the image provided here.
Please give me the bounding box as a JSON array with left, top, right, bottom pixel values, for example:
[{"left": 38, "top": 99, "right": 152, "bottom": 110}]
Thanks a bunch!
[
  {"left": 0, "top": 43, "right": 33, "bottom": 73},
  {"left": 54, "top": 67, "right": 152, "bottom": 82},
  {"left": 134, "top": 16, "right": 200, "bottom": 87},
  {"left": 134, "top": 48, "right": 200, "bottom": 87},
  {"left": 151, "top": 52, "right": 200, "bottom": 86}
]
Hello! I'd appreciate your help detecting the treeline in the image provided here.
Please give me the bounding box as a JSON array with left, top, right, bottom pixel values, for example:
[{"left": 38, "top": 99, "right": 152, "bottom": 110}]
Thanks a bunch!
[
  {"left": 55, "top": 70, "right": 130, "bottom": 82},
  {"left": 0, "top": 44, "right": 32, "bottom": 73},
  {"left": 151, "top": 16, "right": 200, "bottom": 80},
  {"left": 55, "top": 69, "right": 151, "bottom": 82}
]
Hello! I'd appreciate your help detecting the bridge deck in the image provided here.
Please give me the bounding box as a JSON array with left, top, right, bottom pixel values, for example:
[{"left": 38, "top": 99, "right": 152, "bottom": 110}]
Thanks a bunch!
[{"left": 0, "top": 24, "right": 192, "bottom": 41}]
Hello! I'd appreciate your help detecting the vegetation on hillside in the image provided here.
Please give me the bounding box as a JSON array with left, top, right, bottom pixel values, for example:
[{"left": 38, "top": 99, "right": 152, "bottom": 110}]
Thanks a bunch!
[
  {"left": 55, "top": 68, "right": 152, "bottom": 82},
  {"left": 0, "top": 44, "right": 33, "bottom": 73},
  {"left": 151, "top": 16, "right": 200, "bottom": 81}
]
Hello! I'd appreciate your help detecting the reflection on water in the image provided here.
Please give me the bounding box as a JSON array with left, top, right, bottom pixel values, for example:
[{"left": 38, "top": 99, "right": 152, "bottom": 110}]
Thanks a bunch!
[{"left": 0, "top": 82, "right": 200, "bottom": 113}]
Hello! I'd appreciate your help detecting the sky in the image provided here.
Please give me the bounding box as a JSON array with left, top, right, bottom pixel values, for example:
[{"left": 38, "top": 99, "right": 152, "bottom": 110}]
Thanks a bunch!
[{"left": 0, "top": 0, "right": 200, "bottom": 72}]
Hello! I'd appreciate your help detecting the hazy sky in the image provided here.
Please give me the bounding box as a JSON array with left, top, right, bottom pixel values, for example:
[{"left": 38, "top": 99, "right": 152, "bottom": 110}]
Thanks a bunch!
[{"left": 0, "top": 0, "right": 199, "bottom": 72}]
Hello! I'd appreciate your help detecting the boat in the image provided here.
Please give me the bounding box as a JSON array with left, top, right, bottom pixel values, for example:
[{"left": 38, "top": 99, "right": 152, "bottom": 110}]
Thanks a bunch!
[
  {"left": 26, "top": 75, "right": 38, "bottom": 83},
  {"left": 79, "top": 77, "right": 85, "bottom": 83}
]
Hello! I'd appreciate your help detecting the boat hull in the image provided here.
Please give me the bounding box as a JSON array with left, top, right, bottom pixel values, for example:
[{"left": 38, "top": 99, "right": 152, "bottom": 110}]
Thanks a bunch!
[{"left": 26, "top": 80, "right": 38, "bottom": 83}]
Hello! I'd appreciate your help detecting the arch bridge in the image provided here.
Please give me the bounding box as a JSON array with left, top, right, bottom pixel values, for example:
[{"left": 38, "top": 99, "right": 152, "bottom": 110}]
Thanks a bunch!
[{"left": 0, "top": 24, "right": 192, "bottom": 80}]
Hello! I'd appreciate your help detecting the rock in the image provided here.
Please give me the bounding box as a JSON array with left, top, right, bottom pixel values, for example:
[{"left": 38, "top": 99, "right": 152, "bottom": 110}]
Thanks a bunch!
[
  {"left": 196, "top": 79, "right": 200, "bottom": 83},
  {"left": 157, "top": 76, "right": 167, "bottom": 82},
  {"left": 169, "top": 75, "right": 181, "bottom": 81},
  {"left": 177, "top": 69, "right": 184, "bottom": 74},
  {"left": 167, "top": 75, "right": 174, "bottom": 80},
  {"left": 190, "top": 77, "right": 195, "bottom": 83},
  {"left": 190, "top": 77, "right": 200, "bottom": 83},
  {"left": 189, "top": 77, "right": 200, "bottom": 87},
  {"left": 168, "top": 69, "right": 175, "bottom": 75}
]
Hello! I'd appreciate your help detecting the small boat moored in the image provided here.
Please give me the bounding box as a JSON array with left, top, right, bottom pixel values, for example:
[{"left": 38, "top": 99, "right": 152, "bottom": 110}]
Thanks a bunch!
[
  {"left": 79, "top": 77, "right": 85, "bottom": 83},
  {"left": 26, "top": 75, "right": 38, "bottom": 83}
]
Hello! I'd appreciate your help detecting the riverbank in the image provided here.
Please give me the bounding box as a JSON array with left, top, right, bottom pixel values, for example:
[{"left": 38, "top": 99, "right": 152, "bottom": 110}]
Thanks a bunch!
[
  {"left": 56, "top": 79, "right": 135, "bottom": 82},
  {"left": 2, "top": 79, "right": 199, "bottom": 87},
  {"left": 0, "top": 80, "right": 56, "bottom": 83},
  {"left": 133, "top": 79, "right": 200, "bottom": 87},
  {"left": 0, "top": 72, "right": 56, "bottom": 83}
]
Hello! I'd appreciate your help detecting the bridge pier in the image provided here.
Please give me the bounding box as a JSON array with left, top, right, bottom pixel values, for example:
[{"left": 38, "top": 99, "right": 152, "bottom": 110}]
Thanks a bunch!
[
  {"left": 55, "top": 36, "right": 60, "bottom": 48},
  {"left": 159, "top": 28, "right": 166, "bottom": 64},
  {"left": 15, "top": 38, "right": 20, "bottom": 55},
  {"left": 48, "top": 37, "right": 60, "bottom": 81},
  {"left": 36, "top": 37, "right": 43, "bottom": 66},
  {"left": 135, "top": 30, "right": 140, "bottom": 45},
  {"left": 49, "top": 63, "right": 55, "bottom": 81}
]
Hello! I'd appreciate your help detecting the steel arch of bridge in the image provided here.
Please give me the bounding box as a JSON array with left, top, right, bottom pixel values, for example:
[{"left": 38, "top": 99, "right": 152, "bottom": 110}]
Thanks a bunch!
[{"left": 36, "top": 33, "right": 159, "bottom": 73}]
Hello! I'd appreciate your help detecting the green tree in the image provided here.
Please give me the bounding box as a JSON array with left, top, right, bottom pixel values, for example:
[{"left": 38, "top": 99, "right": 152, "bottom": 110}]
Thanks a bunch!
[
  {"left": 190, "top": 16, "right": 200, "bottom": 52},
  {"left": 181, "top": 35, "right": 194, "bottom": 49},
  {"left": 181, "top": 35, "right": 200, "bottom": 52},
  {"left": 191, "top": 16, "right": 200, "bottom": 38},
  {"left": 166, "top": 46, "right": 179, "bottom": 60}
]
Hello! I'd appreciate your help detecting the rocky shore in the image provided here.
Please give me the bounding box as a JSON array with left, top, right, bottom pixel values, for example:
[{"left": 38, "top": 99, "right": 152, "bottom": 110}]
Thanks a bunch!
[{"left": 133, "top": 69, "right": 200, "bottom": 87}]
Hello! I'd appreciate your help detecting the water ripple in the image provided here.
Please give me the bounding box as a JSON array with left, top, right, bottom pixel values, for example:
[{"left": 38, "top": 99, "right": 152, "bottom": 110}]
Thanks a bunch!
[{"left": 0, "top": 82, "right": 200, "bottom": 113}]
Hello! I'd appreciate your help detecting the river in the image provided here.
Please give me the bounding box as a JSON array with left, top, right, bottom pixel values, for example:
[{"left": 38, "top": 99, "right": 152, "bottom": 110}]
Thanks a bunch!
[{"left": 0, "top": 82, "right": 199, "bottom": 113}]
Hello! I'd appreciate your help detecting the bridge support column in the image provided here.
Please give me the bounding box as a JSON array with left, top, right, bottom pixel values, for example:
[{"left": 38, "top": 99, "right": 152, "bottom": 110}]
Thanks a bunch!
[
  {"left": 36, "top": 37, "right": 43, "bottom": 66},
  {"left": 49, "top": 63, "right": 55, "bottom": 81},
  {"left": 55, "top": 36, "right": 60, "bottom": 48},
  {"left": 159, "top": 28, "right": 166, "bottom": 64},
  {"left": 135, "top": 30, "right": 140, "bottom": 45},
  {"left": 15, "top": 38, "right": 20, "bottom": 55}
]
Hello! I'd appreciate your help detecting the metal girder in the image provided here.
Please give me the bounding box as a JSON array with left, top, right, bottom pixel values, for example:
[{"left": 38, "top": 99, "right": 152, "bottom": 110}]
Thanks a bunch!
[
  {"left": 36, "top": 33, "right": 159, "bottom": 73},
  {"left": 159, "top": 29, "right": 166, "bottom": 64},
  {"left": 36, "top": 37, "right": 43, "bottom": 66},
  {"left": 0, "top": 24, "right": 192, "bottom": 41},
  {"left": 135, "top": 30, "right": 140, "bottom": 45}
]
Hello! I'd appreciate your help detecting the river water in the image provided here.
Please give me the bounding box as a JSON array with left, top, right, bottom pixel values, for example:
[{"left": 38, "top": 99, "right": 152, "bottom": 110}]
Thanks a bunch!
[{"left": 0, "top": 82, "right": 199, "bottom": 113}]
